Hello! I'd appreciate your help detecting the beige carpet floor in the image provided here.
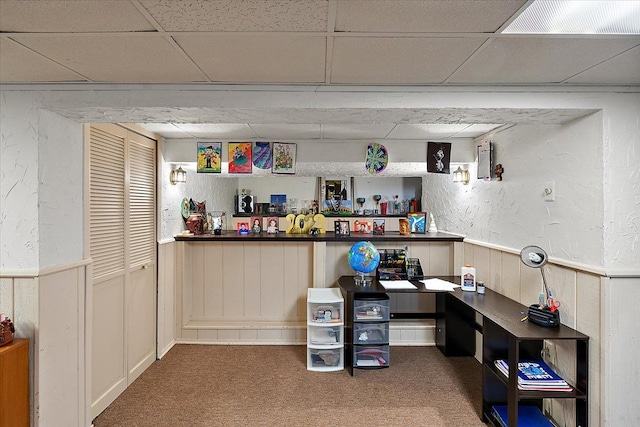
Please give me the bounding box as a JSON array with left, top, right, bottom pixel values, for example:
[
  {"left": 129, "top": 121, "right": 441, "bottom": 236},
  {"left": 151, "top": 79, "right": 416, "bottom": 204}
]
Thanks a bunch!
[{"left": 93, "top": 345, "right": 487, "bottom": 427}]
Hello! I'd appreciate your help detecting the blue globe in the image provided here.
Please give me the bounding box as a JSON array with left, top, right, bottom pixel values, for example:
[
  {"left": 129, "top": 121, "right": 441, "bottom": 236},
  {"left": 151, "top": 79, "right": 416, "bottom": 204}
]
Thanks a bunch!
[{"left": 348, "top": 241, "right": 380, "bottom": 275}]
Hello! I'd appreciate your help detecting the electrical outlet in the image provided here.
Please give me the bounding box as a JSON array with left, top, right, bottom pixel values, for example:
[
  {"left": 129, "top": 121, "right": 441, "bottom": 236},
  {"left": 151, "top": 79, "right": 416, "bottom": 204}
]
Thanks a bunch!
[
  {"left": 544, "top": 181, "right": 555, "bottom": 201},
  {"left": 544, "top": 341, "right": 557, "bottom": 362}
]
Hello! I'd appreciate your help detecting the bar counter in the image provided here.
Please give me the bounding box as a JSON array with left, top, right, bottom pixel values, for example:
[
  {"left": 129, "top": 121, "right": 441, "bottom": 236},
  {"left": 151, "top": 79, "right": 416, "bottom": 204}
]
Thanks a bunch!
[{"left": 174, "top": 231, "right": 464, "bottom": 243}]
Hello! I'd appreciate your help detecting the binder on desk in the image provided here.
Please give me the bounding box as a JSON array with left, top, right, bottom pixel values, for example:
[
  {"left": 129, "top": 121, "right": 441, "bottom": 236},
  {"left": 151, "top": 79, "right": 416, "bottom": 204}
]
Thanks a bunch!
[
  {"left": 494, "top": 359, "right": 572, "bottom": 391},
  {"left": 491, "top": 405, "right": 554, "bottom": 427}
]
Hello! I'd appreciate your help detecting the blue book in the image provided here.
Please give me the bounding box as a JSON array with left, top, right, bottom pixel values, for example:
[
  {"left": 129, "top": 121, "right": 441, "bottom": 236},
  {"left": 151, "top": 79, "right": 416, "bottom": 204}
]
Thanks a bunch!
[
  {"left": 495, "top": 359, "right": 568, "bottom": 385},
  {"left": 491, "top": 405, "right": 554, "bottom": 427}
]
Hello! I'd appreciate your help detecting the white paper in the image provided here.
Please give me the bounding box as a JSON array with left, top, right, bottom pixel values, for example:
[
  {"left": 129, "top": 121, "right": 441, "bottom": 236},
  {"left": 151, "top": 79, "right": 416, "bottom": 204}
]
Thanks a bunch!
[
  {"left": 420, "top": 278, "right": 460, "bottom": 291},
  {"left": 379, "top": 280, "right": 417, "bottom": 290}
]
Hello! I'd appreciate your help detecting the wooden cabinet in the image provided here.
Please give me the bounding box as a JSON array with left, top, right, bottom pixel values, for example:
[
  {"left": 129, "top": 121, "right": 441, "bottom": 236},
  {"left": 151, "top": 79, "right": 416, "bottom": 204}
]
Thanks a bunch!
[{"left": 0, "top": 338, "right": 29, "bottom": 427}]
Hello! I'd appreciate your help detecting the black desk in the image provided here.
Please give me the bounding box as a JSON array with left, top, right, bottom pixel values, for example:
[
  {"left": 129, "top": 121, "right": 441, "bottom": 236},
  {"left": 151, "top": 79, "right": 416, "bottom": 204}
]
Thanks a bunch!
[{"left": 337, "top": 275, "right": 589, "bottom": 427}]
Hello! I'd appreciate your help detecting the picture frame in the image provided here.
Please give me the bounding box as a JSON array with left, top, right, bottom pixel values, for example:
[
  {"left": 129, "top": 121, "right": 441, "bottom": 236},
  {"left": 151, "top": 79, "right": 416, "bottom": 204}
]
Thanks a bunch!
[
  {"left": 408, "top": 212, "right": 427, "bottom": 234},
  {"left": 197, "top": 142, "right": 222, "bottom": 173},
  {"left": 477, "top": 140, "right": 493, "bottom": 180},
  {"left": 320, "top": 177, "right": 353, "bottom": 214},
  {"left": 353, "top": 220, "right": 372, "bottom": 233},
  {"left": 250, "top": 216, "right": 262, "bottom": 234},
  {"left": 373, "top": 219, "right": 385, "bottom": 235},
  {"left": 272, "top": 142, "right": 296, "bottom": 174},
  {"left": 398, "top": 218, "right": 411, "bottom": 236},
  {"left": 236, "top": 221, "right": 250, "bottom": 235},
  {"left": 334, "top": 220, "right": 350, "bottom": 236},
  {"left": 229, "top": 142, "right": 252, "bottom": 174},
  {"left": 266, "top": 217, "right": 279, "bottom": 234}
]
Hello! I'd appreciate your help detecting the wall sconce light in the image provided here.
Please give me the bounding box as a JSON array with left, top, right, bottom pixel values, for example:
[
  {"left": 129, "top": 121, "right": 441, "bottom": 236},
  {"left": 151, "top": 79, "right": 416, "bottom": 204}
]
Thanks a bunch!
[
  {"left": 453, "top": 166, "right": 470, "bottom": 185},
  {"left": 170, "top": 167, "right": 187, "bottom": 185}
]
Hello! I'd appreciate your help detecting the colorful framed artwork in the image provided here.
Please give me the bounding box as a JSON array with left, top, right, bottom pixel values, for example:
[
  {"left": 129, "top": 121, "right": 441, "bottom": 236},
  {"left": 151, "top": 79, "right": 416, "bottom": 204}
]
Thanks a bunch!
[
  {"left": 253, "top": 141, "right": 272, "bottom": 170},
  {"left": 272, "top": 142, "right": 296, "bottom": 174},
  {"left": 266, "top": 217, "right": 279, "bottom": 234},
  {"left": 321, "top": 177, "right": 353, "bottom": 214},
  {"left": 365, "top": 142, "right": 388, "bottom": 175},
  {"left": 373, "top": 219, "right": 385, "bottom": 235},
  {"left": 229, "top": 142, "right": 252, "bottom": 173},
  {"left": 197, "top": 142, "right": 222, "bottom": 173},
  {"left": 236, "top": 221, "right": 250, "bottom": 235},
  {"left": 408, "top": 212, "right": 427, "bottom": 234}
]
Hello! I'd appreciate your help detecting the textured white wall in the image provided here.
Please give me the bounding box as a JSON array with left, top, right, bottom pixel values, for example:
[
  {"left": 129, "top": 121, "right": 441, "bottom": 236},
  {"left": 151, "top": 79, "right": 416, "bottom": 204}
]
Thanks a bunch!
[
  {"left": 38, "top": 109, "right": 84, "bottom": 268},
  {"left": 425, "top": 113, "right": 604, "bottom": 267},
  {"left": 0, "top": 92, "right": 41, "bottom": 270}
]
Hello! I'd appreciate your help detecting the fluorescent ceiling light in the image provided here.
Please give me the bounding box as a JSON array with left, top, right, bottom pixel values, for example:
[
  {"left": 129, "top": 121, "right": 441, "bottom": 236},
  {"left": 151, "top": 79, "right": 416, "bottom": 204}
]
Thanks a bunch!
[{"left": 503, "top": 0, "right": 640, "bottom": 34}]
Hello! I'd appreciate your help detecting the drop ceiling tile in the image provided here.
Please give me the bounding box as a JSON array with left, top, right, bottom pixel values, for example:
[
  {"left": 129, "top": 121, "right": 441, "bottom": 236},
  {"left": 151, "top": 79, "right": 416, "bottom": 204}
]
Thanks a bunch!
[
  {"left": 137, "top": 123, "right": 193, "bottom": 138},
  {"left": 566, "top": 44, "right": 640, "bottom": 85},
  {"left": 11, "top": 34, "right": 206, "bottom": 83},
  {"left": 453, "top": 124, "right": 504, "bottom": 137},
  {"left": 450, "top": 37, "right": 640, "bottom": 84},
  {"left": 331, "top": 37, "right": 486, "bottom": 84},
  {"left": 0, "top": 0, "right": 156, "bottom": 32},
  {"left": 173, "top": 124, "right": 257, "bottom": 139},
  {"left": 0, "top": 38, "right": 86, "bottom": 82},
  {"left": 174, "top": 35, "right": 326, "bottom": 83},
  {"left": 387, "top": 124, "right": 472, "bottom": 139},
  {"left": 321, "top": 124, "right": 395, "bottom": 140},
  {"left": 140, "top": 0, "right": 328, "bottom": 32},
  {"left": 335, "top": 0, "right": 527, "bottom": 33},
  {"left": 249, "top": 124, "right": 321, "bottom": 139}
]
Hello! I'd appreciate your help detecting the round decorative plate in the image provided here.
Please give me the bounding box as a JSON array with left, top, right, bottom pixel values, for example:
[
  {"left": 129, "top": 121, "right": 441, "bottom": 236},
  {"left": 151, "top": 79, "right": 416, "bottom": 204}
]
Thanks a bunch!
[
  {"left": 181, "top": 198, "right": 190, "bottom": 219},
  {"left": 365, "top": 142, "right": 388, "bottom": 175}
]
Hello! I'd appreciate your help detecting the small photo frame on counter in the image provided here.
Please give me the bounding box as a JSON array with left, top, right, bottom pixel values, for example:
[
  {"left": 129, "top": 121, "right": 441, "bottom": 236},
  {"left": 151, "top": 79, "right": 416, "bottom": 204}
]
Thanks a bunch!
[
  {"left": 266, "top": 217, "right": 279, "bottom": 234},
  {"left": 399, "top": 218, "right": 411, "bottom": 236},
  {"left": 408, "top": 212, "right": 427, "bottom": 234},
  {"left": 373, "top": 219, "right": 385, "bottom": 235},
  {"left": 334, "top": 220, "right": 350, "bottom": 236},
  {"left": 237, "top": 221, "right": 250, "bottom": 235}
]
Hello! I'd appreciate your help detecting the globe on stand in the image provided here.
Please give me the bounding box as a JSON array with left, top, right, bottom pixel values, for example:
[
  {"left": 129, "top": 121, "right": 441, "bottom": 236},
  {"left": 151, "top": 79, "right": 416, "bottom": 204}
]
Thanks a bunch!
[{"left": 348, "top": 241, "right": 381, "bottom": 286}]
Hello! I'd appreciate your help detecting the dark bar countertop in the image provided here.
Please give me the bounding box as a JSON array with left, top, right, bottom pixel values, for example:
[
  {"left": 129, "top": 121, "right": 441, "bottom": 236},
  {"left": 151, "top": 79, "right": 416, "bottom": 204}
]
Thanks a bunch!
[{"left": 174, "top": 231, "right": 464, "bottom": 242}]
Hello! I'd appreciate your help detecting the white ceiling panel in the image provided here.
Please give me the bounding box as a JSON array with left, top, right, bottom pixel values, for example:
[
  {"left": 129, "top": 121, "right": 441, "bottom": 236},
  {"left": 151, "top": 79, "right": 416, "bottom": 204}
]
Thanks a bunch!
[
  {"left": 452, "top": 124, "right": 505, "bottom": 137},
  {"left": 136, "top": 123, "right": 193, "bottom": 139},
  {"left": 331, "top": 37, "right": 487, "bottom": 84},
  {"left": 0, "top": 0, "right": 155, "bottom": 32},
  {"left": 140, "top": 0, "right": 328, "bottom": 32},
  {"left": 565, "top": 44, "right": 640, "bottom": 85},
  {"left": 11, "top": 34, "right": 206, "bottom": 83},
  {"left": 0, "top": 38, "right": 86, "bottom": 82},
  {"left": 387, "top": 124, "right": 475, "bottom": 140},
  {"left": 249, "top": 124, "right": 321, "bottom": 140},
  {"left": 321, "top": 124, "right": 396, "bottom": 140},
  {"left": 450, "top": 37, "right": 640, "bottom": 84},
  {"left": 174, "top": 124, "right": 257, "bottom": 139},
  {"left": 335, "top": 0, "right": 528, "bottom": 33},
  {"left": 175, "top": 35, "right": 326, "bottom": 83}
]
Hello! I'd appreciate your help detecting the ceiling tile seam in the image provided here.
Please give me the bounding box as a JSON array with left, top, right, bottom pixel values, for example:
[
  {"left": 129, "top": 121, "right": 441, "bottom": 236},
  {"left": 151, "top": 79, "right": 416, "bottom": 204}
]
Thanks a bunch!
[
  {"left": 383, "top": 125, "right": 398, "bottom": 139},
  {"left": 2, "top": 36, "right": 92, "bottom": 82},
  {"left": 130, "top": 0, "right": 167, "bottom": 33},
  {"left": 167, "top": 36, "right": 213, "bottom": 82},
  {"left": 559, "top": 43, "right": 640, "bottom": 84},
  {"left": 246, "top": 125, "right": 261, "bottom": 139},
  {"left": 496, "top": 0, "right": 536, "bottom": 34},
  {"left": 325, "top": 0, "right": 338, "bottom": 84},
  {"left": 441, "top": 37, "right": 494, "bottom": 85}
]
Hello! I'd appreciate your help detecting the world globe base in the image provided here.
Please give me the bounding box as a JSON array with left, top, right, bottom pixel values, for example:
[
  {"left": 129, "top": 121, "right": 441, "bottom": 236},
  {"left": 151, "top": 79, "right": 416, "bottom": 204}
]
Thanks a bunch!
[{"left": 354, "top": 272, "right": 372, "bottom": 286}]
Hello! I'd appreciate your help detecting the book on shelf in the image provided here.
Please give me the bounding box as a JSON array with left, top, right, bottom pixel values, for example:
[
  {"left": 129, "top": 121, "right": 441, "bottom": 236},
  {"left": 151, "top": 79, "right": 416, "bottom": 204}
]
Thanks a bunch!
[
  {"left": 494, "top": 359, "right": 573, "bottom": 391},
  {"left": 491, "top": 405, "right": 554, "bottom": 427}
]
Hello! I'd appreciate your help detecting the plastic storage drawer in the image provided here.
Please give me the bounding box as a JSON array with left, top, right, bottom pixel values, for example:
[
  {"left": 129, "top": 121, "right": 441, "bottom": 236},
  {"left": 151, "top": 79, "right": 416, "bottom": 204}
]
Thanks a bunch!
[
  {"left": 309, "top": 348, "right": 343, "bottom": 369},
  {"left": 354, "top": 345, "right": 389, "bottom": 368},
  {"left": 308, "top": 303, "right": 342, "bottom": 324},
  {"left": 353, "top": 298, "right": 389, "bottom": 321},
  {"left": 308, "top": 324, "right": 342, "bottom": 346},
  {"left": 353, "top": 322, "right": 389, "bottom": 345}
]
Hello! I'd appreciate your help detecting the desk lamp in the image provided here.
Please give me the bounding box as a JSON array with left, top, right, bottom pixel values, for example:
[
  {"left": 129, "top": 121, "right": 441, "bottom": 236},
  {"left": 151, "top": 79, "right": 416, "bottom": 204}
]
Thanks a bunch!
[{"left": 520, "top": 245, "right": 560, "bottom": 327}]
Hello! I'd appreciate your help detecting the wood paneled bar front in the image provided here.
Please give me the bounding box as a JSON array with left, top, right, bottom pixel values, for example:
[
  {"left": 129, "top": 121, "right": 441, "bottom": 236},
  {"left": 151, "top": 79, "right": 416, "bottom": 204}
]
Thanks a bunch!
[{"left": 174, "top": 231, "right": 463, "bottom": 345}]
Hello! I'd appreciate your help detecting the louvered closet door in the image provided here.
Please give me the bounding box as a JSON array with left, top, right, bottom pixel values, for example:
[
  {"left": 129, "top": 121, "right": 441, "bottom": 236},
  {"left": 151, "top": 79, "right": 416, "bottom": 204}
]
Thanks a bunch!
[{"left": 89, "top": 124, "right": 157, "bottom": 418}]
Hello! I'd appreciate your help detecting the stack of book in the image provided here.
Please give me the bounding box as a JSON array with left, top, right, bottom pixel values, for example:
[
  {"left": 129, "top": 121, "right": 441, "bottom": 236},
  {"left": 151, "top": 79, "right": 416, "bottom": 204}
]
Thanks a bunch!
[
  {"left": 490, "top": 405, "right": 554, "bottom": 427},
  {"left": 494, "top": 359, "right": 573, "bottom": 391}
]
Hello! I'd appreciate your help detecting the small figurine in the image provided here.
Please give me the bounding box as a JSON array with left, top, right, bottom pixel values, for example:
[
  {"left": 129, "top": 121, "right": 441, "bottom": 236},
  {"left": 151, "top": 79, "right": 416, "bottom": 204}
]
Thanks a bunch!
[{"left": 494, "top": 164, "right": 504, "bottom": 181}]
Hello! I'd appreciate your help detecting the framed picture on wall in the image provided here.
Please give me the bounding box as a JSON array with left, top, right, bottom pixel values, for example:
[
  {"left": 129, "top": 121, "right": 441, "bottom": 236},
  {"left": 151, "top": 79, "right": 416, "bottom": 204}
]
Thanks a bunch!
[
  {"left": 197, "top": 142, "right": 222, "bottom": 173},
  {"left": 321, "top": 177, "right": 353, "bottom": 214},
  {"left": 272, "top": 142, "right": 296, "bottom": 174},
  {"left": 229, "top": 142, "right": 252, "bottom": 173}
]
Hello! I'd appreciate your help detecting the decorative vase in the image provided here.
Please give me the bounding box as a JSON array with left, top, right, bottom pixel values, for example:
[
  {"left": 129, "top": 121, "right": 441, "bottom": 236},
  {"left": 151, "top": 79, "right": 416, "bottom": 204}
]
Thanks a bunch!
[{"left": 186, "top": 213, "right": 204, "bottom": 235}]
